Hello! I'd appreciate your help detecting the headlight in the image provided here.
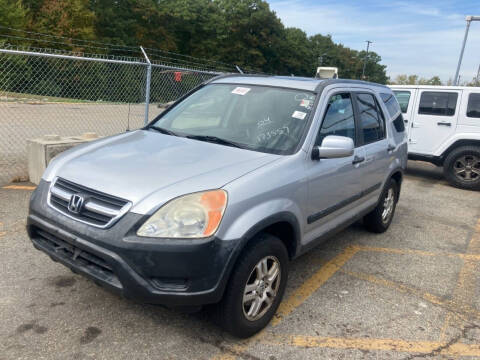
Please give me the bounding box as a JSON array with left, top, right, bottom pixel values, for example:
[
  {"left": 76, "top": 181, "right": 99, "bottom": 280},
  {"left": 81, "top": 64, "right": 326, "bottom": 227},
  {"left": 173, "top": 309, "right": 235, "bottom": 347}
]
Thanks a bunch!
[{"left": 137, "top": 190, "right": 227, "bottom": 238}]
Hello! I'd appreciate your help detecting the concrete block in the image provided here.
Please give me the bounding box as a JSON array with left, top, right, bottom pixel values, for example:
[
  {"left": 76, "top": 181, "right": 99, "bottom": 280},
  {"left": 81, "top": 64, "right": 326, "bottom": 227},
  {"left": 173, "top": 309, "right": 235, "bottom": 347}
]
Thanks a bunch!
[{"left": 27, "top": 133, "right": 100, "bottom": 184}]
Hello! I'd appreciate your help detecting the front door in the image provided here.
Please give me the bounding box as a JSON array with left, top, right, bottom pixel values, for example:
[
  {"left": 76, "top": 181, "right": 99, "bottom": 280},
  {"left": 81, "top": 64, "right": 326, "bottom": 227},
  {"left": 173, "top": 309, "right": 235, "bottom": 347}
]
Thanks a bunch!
[
  {"left": 409, "top": 89, "right": 462, "bottom": 155},
  {"left": 305, "top": 91, "right": 368, "bottom": 243}
]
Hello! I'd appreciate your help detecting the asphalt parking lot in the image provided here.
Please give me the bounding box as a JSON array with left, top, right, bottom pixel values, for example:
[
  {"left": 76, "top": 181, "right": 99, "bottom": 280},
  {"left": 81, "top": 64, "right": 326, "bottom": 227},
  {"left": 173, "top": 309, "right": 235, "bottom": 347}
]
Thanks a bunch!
[{"left": 1, "top": 161, "right": 479, "bottom": 360}]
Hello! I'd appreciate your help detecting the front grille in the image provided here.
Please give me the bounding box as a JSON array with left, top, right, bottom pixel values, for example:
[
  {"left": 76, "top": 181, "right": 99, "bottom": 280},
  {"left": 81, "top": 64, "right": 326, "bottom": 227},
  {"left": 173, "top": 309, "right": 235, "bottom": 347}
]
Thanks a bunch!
[
  {"left": 48, "top": 177, "right": 131, "bottom": 228},
  {"left": 32, "top": 226, "right": 122, "bottom": 288}
]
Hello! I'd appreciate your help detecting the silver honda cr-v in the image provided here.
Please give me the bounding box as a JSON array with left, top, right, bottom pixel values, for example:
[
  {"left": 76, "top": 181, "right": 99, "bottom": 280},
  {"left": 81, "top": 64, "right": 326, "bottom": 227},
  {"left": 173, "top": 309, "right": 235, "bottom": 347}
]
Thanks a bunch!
[{"left": 27, "top": 75, "right": 407, "bottom": 337}]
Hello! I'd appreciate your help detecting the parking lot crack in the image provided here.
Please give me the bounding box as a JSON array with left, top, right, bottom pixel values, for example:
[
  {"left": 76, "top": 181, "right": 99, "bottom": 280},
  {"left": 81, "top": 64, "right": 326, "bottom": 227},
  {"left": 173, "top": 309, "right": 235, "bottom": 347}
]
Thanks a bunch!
[{"left": 399, "top": 323, "right": 480, "bottom": 359}]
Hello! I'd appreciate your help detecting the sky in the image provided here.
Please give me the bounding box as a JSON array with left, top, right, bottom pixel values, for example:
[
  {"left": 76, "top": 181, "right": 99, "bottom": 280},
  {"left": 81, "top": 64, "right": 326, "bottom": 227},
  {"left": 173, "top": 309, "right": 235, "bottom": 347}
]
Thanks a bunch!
[{"left": 268, "top": 0, "right": 480, "bottom": 83}]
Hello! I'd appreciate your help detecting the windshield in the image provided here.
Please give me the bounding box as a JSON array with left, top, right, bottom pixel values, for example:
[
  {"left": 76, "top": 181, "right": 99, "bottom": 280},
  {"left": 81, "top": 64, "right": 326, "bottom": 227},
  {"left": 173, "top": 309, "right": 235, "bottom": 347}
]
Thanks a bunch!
[{"left": 150, "top": 84, "right": 317, "bottom": 155}]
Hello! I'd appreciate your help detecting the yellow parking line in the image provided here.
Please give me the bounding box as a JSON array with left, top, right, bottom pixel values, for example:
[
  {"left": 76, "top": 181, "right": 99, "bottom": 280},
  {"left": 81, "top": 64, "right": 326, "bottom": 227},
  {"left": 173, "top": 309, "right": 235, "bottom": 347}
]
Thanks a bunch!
[
  {"left": 271, "top": 245, "right": 359, "bottom": 326},
  {"left": 210, "top": 334, "right": 265, "bottom": 360},
  {"left": 263, "top": 333, "right": 480, "bottom": 357},
  {"left": 342, "top": 270, "right": 480, "bottom": 320},
  {"left": 211, "top": 245, "right": 359, "bottom": 359},
  {"left": 355, "top": 245, "right": 480, "bottom": 261},
  {"left": 2, "top": 185, "right": 36, "bottom": 190},
  {"left": 440, "top": 218, "right": 480, "bottom": 342}
]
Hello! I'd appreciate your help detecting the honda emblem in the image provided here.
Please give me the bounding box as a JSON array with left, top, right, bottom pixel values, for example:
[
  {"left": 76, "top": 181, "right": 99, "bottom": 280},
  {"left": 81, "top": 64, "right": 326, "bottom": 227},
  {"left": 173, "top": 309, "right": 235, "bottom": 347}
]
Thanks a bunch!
[{"left": 68, "top": 194, "right": 84, "bottom": 214}]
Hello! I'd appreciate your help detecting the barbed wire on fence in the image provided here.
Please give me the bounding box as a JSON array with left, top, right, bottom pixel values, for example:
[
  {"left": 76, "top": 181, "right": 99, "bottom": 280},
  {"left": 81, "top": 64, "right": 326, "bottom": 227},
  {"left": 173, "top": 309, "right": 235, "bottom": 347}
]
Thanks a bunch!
[{"left": 0, "top": 25, "right": 238, "bottom": 73}]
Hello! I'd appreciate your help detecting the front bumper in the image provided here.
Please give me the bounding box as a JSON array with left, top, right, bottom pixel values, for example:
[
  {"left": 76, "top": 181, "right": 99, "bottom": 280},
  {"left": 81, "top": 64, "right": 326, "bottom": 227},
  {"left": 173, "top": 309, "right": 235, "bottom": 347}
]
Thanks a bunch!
[{"left": 27, "top": 180, "right": 241, "bottom": 306}]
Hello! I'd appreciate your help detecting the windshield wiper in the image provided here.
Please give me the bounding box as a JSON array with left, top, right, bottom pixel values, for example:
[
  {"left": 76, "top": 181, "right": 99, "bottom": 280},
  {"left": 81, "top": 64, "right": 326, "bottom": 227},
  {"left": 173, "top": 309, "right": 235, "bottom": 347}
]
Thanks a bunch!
[
  {"left": 149, "top": 126, "right": 179, "bottom": 136},
  {"left": 185, "top": 135, "right": 245, "bottom": 149}
]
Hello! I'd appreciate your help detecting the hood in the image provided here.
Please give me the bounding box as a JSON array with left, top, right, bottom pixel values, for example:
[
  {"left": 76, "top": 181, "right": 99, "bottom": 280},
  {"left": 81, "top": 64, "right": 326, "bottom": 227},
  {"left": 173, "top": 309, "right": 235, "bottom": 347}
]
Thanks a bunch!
[{"left": 44, "top": 130, "right": 279, "bottom": 209}]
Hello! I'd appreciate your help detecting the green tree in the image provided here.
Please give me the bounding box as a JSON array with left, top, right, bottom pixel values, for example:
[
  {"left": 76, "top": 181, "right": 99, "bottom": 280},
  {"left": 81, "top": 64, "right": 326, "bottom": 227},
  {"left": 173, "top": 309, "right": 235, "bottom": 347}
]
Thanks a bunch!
[
  {"left": 213, "top": 0, "right": 285, "bottom": 72},
  {"left": 277, "top": 27, "right": 313, "bottom": 76},
  {"left": 392, "top": 74, "right": 443, "bottom": 85},
  {"left": 0, "top": 0, "right": 27, "bottom": 31},
  {"left": 30, "top": 0, "right": 95, "bottom": 49},
  {"left": 91, "top": 0, "right": 176, "bottom": 50}
]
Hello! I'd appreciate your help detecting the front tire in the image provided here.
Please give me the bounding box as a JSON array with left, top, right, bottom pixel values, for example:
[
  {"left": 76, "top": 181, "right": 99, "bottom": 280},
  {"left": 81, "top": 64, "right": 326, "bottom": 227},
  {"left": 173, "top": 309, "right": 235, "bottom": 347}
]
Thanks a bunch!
[
  {"left": 443, "top": 146, "right": 480, "bottom": 190},
  {"left": 363, "top": 179, "right": 398, "bottom": 233},
  {"left": 216, "top": 233, "right": 288, "bottom": 338}
]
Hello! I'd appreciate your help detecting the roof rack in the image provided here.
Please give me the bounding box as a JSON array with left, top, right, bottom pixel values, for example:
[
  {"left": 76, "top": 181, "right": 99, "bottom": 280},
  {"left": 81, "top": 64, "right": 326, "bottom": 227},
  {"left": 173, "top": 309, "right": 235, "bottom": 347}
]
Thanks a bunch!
[{"left": 314, "top": 78, "right": 390, "bottom": 93}]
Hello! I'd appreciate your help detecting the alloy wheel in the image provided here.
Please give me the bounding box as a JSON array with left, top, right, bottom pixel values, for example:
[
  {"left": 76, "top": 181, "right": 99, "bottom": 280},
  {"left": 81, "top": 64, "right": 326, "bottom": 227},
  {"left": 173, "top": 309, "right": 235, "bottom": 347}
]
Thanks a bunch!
[
  {"left": 453, "top": 155, "right": 480, "bottom": 182},
  {"left": 242, "top": 256, "right": 281, "bottom": 321},
  {"left": 381, "top": 188, "right": 395, "bottom": 224}
]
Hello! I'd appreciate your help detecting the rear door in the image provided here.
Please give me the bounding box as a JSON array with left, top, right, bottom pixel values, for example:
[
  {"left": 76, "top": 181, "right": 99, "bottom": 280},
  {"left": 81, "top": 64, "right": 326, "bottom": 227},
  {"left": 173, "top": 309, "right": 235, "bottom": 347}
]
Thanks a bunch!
[
  {"left": 352, "top": 91, "right": 390, "bottom": 191},
  {"left": 409, "top": 89, "right": 462, "bottom": 155}
]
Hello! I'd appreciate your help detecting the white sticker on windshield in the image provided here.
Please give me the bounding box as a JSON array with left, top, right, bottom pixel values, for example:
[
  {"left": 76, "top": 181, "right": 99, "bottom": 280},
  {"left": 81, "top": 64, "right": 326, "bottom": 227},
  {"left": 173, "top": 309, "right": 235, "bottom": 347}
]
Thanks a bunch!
[
  {"left": 300, "top": 99, "right": 311, "bottom": 108},
  {"left": 231, "top": 87, "right": 251, "bottom": 95},
  {"left": 292, "top": 111, "right": 307, "bottom": 120}
]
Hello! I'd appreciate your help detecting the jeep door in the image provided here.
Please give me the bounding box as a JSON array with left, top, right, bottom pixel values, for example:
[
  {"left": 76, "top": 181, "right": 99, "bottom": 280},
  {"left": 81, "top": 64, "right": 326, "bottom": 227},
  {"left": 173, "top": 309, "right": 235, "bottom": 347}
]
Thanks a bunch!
[{"left": 409, "top": 89, "right": 462, "bottom": 155}]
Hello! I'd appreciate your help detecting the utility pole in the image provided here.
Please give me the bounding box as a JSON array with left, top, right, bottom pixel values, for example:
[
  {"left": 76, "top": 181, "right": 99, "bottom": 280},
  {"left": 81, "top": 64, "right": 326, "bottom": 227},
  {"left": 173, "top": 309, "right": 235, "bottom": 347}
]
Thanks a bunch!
[
  {"left": 362, "top": 40, "right": 372, "bottom": 80},
  {"left": 454, "top": 16, "right": 480, "bottom": 86}
]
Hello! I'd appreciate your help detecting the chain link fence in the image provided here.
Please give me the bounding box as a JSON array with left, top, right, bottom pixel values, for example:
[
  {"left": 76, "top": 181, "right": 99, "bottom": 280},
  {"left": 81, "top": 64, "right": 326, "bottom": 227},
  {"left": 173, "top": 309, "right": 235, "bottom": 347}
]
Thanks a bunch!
[{"left": 0, "top": 46, "right": 222, "bottom": 185}]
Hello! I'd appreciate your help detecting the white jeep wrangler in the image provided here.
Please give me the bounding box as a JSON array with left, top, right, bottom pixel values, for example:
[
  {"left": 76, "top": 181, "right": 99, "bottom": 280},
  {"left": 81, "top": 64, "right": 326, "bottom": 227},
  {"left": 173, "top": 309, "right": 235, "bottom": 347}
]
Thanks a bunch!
[{"left": 390, "top": 85, "right": 480, "bottom": 190}]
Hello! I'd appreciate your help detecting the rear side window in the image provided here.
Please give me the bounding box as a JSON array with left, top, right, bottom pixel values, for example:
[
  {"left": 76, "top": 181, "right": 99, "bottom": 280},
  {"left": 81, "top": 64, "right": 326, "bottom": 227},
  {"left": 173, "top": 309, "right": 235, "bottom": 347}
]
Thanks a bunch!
[
  {"left": 467, "top": 93, "right": 480, "bottom": 118},
  {"left": 418, "top": 92, "right": 458, "bottom": 116},
  {"left": 381, "top": 93, "right": 401, "bottom": 117},
  {"left": 356, "top": 93, "right": 385, "bottom": 144},
  {"left": 316, "top": 93, "right": 355, "bottom": 146},
  {"left": 381, "top": 93, "right": 404, "bottom": 133},
  {"left": 393, "top": 91, "right": 411, "bottom": 113}
]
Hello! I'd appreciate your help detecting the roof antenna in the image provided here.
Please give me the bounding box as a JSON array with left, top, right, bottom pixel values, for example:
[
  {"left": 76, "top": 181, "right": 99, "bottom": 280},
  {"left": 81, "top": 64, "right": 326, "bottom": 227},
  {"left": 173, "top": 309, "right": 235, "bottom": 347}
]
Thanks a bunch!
[{"left": 235, "top": 65, "right": 244, "bottom": 74}]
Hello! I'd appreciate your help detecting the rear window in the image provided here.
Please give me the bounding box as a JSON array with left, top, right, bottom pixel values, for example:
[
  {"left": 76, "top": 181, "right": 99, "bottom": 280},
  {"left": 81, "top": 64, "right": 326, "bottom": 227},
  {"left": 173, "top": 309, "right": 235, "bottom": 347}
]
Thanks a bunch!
[
  {"left": 467, "top": 93, "right": 480, "bottom": 118},
  {"left": 418, "top": 91, "right": 458, "bottom": 116},
  {"left": 393, "top": 91, "right": 411, "bottom": 113}
]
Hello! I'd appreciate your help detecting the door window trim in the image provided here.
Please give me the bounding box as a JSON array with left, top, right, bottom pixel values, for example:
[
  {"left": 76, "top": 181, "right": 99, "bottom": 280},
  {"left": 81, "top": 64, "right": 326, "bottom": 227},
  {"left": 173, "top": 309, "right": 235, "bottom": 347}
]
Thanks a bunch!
[
  {"left": 315, "top": 91, "right": 360, "bottom": 148},
  {"left": 352, "top": 91, "right": 387, "bottom": 146}
]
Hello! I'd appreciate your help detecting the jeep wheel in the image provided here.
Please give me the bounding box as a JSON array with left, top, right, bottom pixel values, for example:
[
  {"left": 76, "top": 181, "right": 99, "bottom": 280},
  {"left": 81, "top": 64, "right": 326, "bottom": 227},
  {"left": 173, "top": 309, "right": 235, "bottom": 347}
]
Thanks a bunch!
[
  {"left": 216, "top": 233, "right": 288, "bottom": 338},
  {"left": 443, "top": 146, "right": 480, "bottom": 190},
  {"left": 363, "top": 178, "right": 398, "bottom": 233}
]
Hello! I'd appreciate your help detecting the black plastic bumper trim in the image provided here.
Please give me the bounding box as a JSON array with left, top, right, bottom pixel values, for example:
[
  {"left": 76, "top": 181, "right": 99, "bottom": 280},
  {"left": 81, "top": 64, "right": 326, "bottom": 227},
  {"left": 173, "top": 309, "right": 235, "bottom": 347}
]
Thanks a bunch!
[{"left": 307, "top": 182, "right": 381, "bottom": 224}]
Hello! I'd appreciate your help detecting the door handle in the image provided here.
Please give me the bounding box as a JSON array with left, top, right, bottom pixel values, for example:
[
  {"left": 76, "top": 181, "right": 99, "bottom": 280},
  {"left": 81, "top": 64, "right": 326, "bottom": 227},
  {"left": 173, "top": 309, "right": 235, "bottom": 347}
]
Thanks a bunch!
[
  {"left": 404, "top": 119, "right": 408, "bottom": 123},
  {"left": 387, "top": 144, "right": 396, "bottom": 152},
  {"left": 437, "top": 122, "right": 451, "bottom": 127},
  {"left": 352, "top": 155, "right": 365, "bottom": 165}
]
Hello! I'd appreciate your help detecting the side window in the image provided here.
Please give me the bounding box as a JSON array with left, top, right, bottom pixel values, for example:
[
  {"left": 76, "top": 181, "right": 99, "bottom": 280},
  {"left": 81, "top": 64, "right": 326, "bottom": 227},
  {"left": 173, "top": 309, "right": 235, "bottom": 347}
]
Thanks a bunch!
[
  {"left": 381, "top": 93, "right": 401, "bottom": 118},
  {"left": 467, "top": 93, "right": 480, "bottom": 118},
  {"left": 418, "top": 91, "right": 458, "bottom": 116},
  {"left": 356, "top": 93, "right": 385, "bottom": 144},
  {"left": 393, "top": 91, "right": 411, "bottom": 113},
  {"left": 381, "top": 93, "right": 404, "bottom": 133},
  {"left": 315, "top": 93, "right": 355, "bottom": 146}
]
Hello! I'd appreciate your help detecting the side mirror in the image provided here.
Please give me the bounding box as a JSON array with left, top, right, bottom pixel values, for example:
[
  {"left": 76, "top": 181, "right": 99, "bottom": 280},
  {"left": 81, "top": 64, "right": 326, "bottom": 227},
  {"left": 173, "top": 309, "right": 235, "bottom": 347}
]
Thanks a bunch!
[{"left": 311, "top": 135, "right": 354, "bottom": 160}]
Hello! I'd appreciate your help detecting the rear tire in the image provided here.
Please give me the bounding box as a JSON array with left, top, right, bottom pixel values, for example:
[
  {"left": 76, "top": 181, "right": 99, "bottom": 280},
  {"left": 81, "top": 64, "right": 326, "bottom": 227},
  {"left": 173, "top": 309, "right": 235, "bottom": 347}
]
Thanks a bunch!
[
  {"left": 443, "top": 146, "right": 480, "bottom": 190},
  {"left": 363, "top": 179, "right": 398, "bottom": 233},
  {"left": 216, "top": 233, "right": 288, "bottom": 338}
]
